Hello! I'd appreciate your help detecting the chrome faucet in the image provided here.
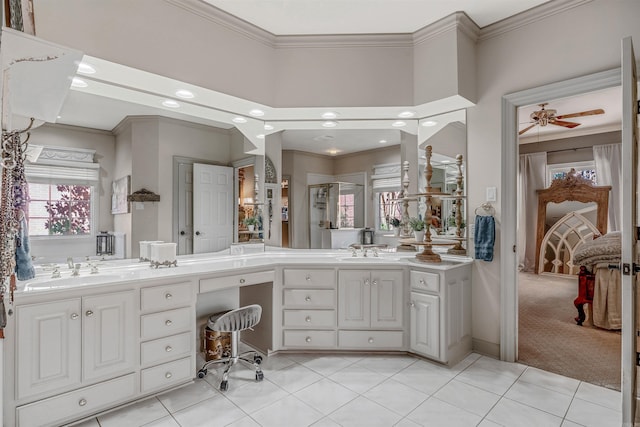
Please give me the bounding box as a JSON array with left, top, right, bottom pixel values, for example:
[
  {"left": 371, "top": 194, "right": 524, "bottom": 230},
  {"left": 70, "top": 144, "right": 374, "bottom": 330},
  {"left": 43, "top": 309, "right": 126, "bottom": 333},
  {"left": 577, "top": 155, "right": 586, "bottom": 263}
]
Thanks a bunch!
[
  {"left": 350, "top": 247, "right": 358, "bottom": 257},
  {"left": 71, "top": 263, "right": 81, "bottom": 277},
  {"left": 362, "top": 248, "right": 369, "bottom": 257},
  {"left": 372, "top": 247, "right": 379, "bottom": 257},
  {"left": 51, "top": 266, "right": 61, "bottom": 279},
  {"left": 67, "top": 257, "right": 74, "bottom": 269}
]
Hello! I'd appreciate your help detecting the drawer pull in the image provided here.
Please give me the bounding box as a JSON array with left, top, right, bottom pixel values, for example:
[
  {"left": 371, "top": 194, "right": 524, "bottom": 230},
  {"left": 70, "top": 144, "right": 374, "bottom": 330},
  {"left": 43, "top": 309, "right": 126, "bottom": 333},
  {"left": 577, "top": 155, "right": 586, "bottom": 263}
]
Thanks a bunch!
[
  {"left": 305, "top": 296, "right": 311, "bottom": 302},
  {"left": 165, "top": 372, "right": 172, "bottom": 379},
  {"left": 409, "top": 301, "right": 415, "bottom": 308},
  {"left": 305, "top": 316, "right": 311, "bottom": 322},
  {"left": 165, "top": 319, "right": 173, "bottom": 326},
  {"left": 240, "top": 278, "right": 245, "bottom": 284},
  {"left": 85, "top": 310, "right": 93, "bottom": 317},
  {"left": 305, "top": 274, "right": 311, "bottom": 281},
  {"left": 78, "top": 398, "right": 87, "bottom": 407},
  {"left": 372, "top": 280, "right": 378, "bottom": 286},
  {"left": 419, "top": 278, "right": 426, "bottom": 285},
  {"left": 165, "top": 293, "right": 173, "bottom": 300},
  {"left": 71, "top": 313, "right": 79, "bottom": 320},
  {"left": 305, "top": 336, "right": 312, "bottom": 343},
  {"left": 165, "top": 346, "right": 173, "bottom": 352},
  {"left": 368, "top": 337, "right": 374, "bottom": 344}
]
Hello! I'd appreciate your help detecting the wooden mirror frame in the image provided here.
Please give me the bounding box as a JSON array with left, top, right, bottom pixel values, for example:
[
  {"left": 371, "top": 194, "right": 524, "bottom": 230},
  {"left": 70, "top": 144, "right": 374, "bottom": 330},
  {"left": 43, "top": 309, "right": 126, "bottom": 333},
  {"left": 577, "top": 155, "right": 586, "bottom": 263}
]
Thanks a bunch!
[{"left": 534, "top": 169, "right": 611, "bottom": 273}]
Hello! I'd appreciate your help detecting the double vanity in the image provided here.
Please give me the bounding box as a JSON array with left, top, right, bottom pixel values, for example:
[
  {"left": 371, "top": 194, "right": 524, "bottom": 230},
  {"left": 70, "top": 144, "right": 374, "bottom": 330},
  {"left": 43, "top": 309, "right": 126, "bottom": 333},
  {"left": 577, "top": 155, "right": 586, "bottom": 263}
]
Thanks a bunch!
[{"left": 3, "top": 249, "right": 472, "bottom": 427}]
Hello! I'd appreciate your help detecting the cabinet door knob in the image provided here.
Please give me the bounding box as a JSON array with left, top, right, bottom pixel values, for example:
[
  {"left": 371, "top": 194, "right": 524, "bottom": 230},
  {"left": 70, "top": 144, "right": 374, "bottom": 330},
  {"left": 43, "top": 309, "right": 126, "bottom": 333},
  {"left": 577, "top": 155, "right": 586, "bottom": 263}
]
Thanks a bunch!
[
  {"left": 364, "top": 279, "right": 370, "bottom": 286},
  {"left": 165, "top": 293, "right": 173, "bottom": 299},
  {"left": 165, "top": 372, "right": 173, "bottom": 379},
  {"left": 409, "top": 301, "right": 415, "bottom": 307},
  {"left": 368, "top": 337, "right": 374, "bottom": 344},
  {"left": 165, "top": 346, "right": 173, "bottom": 352},
  {"left": 305, "top": 336, "right": 312, "bottom": 343},
  {"left": 305, "top": 316, "right": 311, "bottom": 322},
  {"left": 85, "top": 310, "right": 93, "bottom": 317},
  {"left": 180, "top": 230, "right": 186, "bottom": 235},
  {"left": 71, "top": 313, "right": 79, "bottom": 320},
  {"left": 305, "top": 274, "right": 311, "bottom": 281},
  {"left": 419, "top": 279, "right": 425, "bottom": 285},
  {"left": 239, "top": 278, "right": 245, "bottom": 284},
  {"left": 372, "top": 280, "right": 378, "bottom": 286},
  {"left": 195, "top": 231, "right": 201, "bottom": 236},
  {"left": 78, "top": 398, "right": 87, "bottom": 407},
  {"left": 165, "top": 319, "right": 173, "bottom": 326},
  {"left": 304, "top": 296, "right": 311, "bottom": 302}
]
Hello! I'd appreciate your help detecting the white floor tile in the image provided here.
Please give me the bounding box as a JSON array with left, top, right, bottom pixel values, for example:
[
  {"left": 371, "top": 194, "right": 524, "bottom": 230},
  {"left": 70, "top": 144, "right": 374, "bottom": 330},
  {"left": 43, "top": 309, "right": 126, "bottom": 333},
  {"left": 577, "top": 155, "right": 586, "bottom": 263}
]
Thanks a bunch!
[
  {"left": 300, "top": 355, "right": 358, "bottom": 376},
  {"left": 156, "top": 381, "right": 218, "bottom": 413},
  {"left": 477, "top": 420, "right": 503, "bottom": 427},
  {"left": 172, "top": 394, "right": 246, "bottom": 427},
  {"left": 250, "top": 395, "right": 323, "bottom": 427},
  {"left": 328, "top": 364, "right": 386, "bottom": 394},
  {"left": 574, "top": 381, "right": 621, "bottom": 411},
  {"left": 472, "top": 355, "right": 527, "bottom": 378},
  {"left": 486, "top": 397, "right": 563, "bottom": 427},
  {"left": 258, "top": 353, "right": 297, "bottom": 373},
  {"left": 141, "top": 416, "right": 180, "bottom": 427},
  {"left": 65, "top": 418, "right": 100, "bottom": 427},
  {"left": 561, "top": 420, "right": 585, "bottom": 427},
  {"left": 565, "top": 397, "right": 622, "bottom": 427},
  {"left": 354, "top": 355, "right": 418, "bottom": 376},
  {"left": 505, "top": 379, "right": 574, "bottom": 417},
  {"left": 98, "top": 397, "right": 170, "bottom": 427},
  {"left": 455, "top": 365, "right": 520, "bottom": 395},
  {"left": 328, "top": 396, "right": 403, "bottom": 427},
  {"left": 225, "top": 416, "right": 261, "bottom": 427},
  {"left": 449, "top": 352, "right": 482, "bottom": 373},
  {"left": 295, "top": 378, "right": 358, "bottom": 415},
  {"left": 311, "top": 418, "right": 343, "bottom": 427},
  {"left": 407, "top": 397, "right": 482, "bottom": 427},
  {"left": 390, "top": 364, "right": 453, "bottom": 395},
  {"left": 267, "top": 363, "right": 324, "bottom": 392},
  {"left": 518, "top": 366, "right": 580, "bottom": 396},
  {"left": 364, "top": 378, "right": 430, "bottom": 416},
  {"left": 223, "top": 378, "right": 288, "bottom": 413},
  {"left": 433, "top": 379, "right": 501, "bottom": 417},
  {"left": 394, "top": 418, "right": 422, "bottom": 427}
]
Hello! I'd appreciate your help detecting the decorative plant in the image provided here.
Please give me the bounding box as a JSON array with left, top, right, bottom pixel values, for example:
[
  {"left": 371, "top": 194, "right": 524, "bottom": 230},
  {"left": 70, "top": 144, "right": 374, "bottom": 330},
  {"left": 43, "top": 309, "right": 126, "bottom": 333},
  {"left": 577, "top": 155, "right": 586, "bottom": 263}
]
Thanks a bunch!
[
  {"left": 408, "top": 217, "right": 425, "bottom": 231},
  {"left": 390, "top": 217, "right": 401, "bottom": 228},
  {"left": 243, "top": 215, "right": 259, "bottom": 226}
]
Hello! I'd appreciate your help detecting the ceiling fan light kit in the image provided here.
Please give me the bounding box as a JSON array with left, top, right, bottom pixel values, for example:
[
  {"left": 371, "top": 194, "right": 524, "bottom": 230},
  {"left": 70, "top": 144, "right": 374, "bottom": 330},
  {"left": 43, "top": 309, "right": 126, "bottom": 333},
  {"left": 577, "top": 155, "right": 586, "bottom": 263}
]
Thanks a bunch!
[{"left": 519, "top": 102, "right": 605, "bottom": 135}]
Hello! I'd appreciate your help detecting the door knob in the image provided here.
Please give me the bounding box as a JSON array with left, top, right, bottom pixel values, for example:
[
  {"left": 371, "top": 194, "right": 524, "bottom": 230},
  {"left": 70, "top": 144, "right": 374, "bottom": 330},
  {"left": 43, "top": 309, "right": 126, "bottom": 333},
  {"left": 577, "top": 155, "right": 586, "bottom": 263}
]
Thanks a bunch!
[
  {"left": 180, "top": 231, "right": 185, "bottom": 235},
  {"left": 195, "top": 231, "right": 201, "bottom": 236}
]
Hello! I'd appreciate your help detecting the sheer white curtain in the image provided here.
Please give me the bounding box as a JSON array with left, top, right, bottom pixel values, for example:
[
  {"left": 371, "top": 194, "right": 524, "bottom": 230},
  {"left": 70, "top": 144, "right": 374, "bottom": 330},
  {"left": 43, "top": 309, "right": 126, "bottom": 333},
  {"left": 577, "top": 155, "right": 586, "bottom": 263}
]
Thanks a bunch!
[
  {"left": 593, "top": 143, "right": 622, "bottom": 232},
  {"left": 518, "top": 152, "right": 547, "bottom": 272}
]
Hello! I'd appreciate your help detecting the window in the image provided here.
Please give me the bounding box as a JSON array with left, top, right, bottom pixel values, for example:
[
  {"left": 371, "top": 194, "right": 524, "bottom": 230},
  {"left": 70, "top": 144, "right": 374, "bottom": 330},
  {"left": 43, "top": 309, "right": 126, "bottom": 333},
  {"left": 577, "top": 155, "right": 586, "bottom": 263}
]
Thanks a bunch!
[
  {"left": 547, "top": 161, "right": 597, "bottom": 186},
  {"left": 338, "top": 193, "right": 355, "bottom": 228},
  {"left": 27, "top": 183, "right": 92, "bottom": 236},
  {"left": 371, "top": 163, "right": 402, "bottom": 232}
]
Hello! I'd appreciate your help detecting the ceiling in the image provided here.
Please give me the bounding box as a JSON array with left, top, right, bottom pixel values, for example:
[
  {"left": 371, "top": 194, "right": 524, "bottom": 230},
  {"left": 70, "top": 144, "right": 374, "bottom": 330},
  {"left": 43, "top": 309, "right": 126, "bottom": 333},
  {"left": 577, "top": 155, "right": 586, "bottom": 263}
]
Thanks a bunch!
[{"left": 51, "top": 0, "right": 621, "bottom": 157}]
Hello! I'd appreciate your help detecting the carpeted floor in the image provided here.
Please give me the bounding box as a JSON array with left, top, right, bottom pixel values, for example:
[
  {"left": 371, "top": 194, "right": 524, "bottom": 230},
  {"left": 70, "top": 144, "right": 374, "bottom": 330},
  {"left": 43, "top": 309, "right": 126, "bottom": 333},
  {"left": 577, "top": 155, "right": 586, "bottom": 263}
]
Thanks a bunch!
[{"left": 518, "top": 272, "right": 621, "bottom": 391}]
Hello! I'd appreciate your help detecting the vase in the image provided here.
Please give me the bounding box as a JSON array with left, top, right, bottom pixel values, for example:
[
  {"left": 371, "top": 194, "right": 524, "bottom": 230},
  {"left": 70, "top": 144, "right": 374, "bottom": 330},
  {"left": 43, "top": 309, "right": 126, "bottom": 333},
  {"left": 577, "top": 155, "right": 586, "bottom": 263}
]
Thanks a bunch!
[
  {"left": 413, "top": 230, "right": 425, "bottom": 242},
  {"left": 393, "top": 228, "right": 400, "bottom": 236},
  {"left": 248, "top": 225, "right": 255, "bottom": 232}
]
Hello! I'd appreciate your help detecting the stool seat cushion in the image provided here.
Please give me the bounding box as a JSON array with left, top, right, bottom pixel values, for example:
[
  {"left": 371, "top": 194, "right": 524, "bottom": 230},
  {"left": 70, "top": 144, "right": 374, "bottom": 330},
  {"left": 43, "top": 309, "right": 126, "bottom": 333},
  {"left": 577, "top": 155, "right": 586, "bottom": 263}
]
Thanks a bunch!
[{"left": 208, "top": 304, "right": 262, "bottom": 332}]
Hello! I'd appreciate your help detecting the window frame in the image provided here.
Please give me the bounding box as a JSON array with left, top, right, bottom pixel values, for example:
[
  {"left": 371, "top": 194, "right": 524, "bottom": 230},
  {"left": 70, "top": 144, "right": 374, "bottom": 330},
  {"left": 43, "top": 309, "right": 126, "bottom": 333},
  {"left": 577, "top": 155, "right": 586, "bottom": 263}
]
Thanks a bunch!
[{"left": 546, "top": 160, "right": 597, "bottom": 187}]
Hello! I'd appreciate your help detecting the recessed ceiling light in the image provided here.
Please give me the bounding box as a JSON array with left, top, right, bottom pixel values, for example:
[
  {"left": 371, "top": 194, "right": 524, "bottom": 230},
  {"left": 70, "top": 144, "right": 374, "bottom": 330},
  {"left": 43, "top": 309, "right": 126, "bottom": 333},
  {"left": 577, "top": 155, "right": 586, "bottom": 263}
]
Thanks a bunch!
[
  {"left": 77, "top": 63, "right": 96, "bottom": 74},
  {"left": 256, "top": 134, "right": 265, "bottom": 140},
  {"left": 232, "top": 117, "right": 247, "bottom": 123},
  {"left": 328, "top": 149, "right": 339, "bottom": 155},
  {"left": 71, "top": 77, "right": 88, "bottom": 88},
  {"left": 322, "top": 121, "right": 338, "bottom": 128},
  {"left": 264, "top": 124, "right": 274, "bottom": 131},
  {"left": 322, "top": 112, "right": 338, "bottom": 119},
  {"left": 249, "top": 109, "right": 265, "bottom": 117},
  {"left": 175, "top": 89, "right": 194, "bottom": 99},
  {"left": 422, "top": 120, "right": 438, "bottom": 127},
  {"left": 392, "top": 121, "right": 406, "bottom": 127},
  {"left": 162, "top": 99, "right": 180, "bottom": 108},
  {"left": 379, "top": 139, "right": 388, "bottom": 144},
  {"left": 398, "top": 111, "right": 415, "bottom": 118}
]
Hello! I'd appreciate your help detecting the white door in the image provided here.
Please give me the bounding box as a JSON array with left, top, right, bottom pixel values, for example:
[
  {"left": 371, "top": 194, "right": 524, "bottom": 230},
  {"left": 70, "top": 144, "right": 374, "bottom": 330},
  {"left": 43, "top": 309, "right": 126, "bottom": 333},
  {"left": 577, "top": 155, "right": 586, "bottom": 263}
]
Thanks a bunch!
[
  {"left": 338, "top": 270, "right": 371, "bottom": 328},
  {"left": 193, "top": 163, "right": 233, "bottom": 253},
  {"left": 621, "top": 36, "right": 638, "bottom": 426},
  {"left": 176, "top": 161, "right": 194, "bottom": 255},
  {"left": 371, "top": 270, "right": 404, "bottom": 328},
  {"left": 410, "top": 292, "right": 440, "bottom": 359},
  {"left": 83, "top": 291, "right": 136, "bottom": 381}
]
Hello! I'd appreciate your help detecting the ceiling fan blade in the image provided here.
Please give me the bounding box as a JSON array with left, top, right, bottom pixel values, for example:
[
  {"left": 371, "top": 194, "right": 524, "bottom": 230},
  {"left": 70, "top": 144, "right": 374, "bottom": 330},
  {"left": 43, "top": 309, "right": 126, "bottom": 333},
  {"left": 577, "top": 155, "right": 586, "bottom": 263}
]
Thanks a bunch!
[
  {"left": 549, "top": 119, "right": 581, "bottom": 129},
  {"left": 519, "top": 123, "right": 537, "bottom": 135},
  {"left": 555, "top": 108, "right": 605, "bottom": 119}
]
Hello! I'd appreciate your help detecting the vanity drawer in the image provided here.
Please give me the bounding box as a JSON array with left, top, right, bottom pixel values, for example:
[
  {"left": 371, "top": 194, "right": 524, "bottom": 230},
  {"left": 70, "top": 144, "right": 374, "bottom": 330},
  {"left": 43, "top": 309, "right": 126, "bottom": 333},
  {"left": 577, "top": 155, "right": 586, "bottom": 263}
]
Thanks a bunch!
[
  {"left": 16, "top": 373, "right": 135, "bottom": 427},
  {"left": 338, "top": 330, "right": 404, "bottom": 349},
  {"left": 283, "top": 269, "right": 336, "bottom": 288},
  {"left": 141, "top": 356, "right": 192, "bottom": 393},
  {"left": 141, "top": 332, "right": 193, "bottom": 367},
  {"left": 200, "top": 270, "right": 274, "bottom": 293},
  {"left": 141, "top": 282, "right": 193, "bottom": 312},
  {"left": 283, "top": 289, "right": 335, "bottom": 308},
  {"left": 283, "top": 330, "right": 336, "bottom": 348},
  {"left": 141, "top": 307, "right": 192, "bottom": 340},
  {"left": 410, "top": 270, "right": 440, "bottom": 293},
  {"left": 283, "top": 310, "right": 335, "bottom": 328}
]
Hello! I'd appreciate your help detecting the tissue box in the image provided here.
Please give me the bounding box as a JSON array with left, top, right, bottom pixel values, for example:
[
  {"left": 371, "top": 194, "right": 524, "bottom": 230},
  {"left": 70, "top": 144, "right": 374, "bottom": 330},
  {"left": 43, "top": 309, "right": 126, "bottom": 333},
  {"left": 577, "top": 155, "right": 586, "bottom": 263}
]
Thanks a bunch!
[
  {"left": 149, "top": 242, "right": 177, "bottom": 268},
  {"left": 139, "top": 241, "right": 163, "bottom": 261}
]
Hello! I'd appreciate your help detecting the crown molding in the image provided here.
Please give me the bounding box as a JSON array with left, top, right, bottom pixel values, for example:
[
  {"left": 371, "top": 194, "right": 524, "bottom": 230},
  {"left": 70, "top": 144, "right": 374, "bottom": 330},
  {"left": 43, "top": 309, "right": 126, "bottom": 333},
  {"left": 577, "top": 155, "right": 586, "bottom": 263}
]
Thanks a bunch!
[
  {"left": 274, "top": 33, "right": 413, "bottom": 49},
  {"left": 478, "top": 0, "right": 594, "bottom": 42},
  {"left": 42, "top": 122, "right": 114, "bottom": 136},
  {"left": 413, "top": 12, "right": 480, "bottom": 45}
]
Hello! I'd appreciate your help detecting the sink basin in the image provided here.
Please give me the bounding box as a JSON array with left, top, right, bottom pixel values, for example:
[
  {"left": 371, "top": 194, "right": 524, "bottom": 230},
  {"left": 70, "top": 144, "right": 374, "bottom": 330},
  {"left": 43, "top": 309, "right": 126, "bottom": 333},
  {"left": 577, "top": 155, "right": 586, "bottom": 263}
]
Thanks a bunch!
[
  {"left": 22, "top": 274, "right": 124, "bottom": 291},
  {"left": 337, "top": 257, "right": 401, "bottom": 263}
]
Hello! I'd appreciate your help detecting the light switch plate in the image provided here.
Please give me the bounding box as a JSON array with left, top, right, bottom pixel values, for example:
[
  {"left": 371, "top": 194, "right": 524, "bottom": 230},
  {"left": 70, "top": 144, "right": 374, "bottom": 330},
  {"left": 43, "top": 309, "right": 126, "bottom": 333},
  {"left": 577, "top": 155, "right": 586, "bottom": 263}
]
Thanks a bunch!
[{"left": 486, "top": 186, "right": 497, "bottom": 202}]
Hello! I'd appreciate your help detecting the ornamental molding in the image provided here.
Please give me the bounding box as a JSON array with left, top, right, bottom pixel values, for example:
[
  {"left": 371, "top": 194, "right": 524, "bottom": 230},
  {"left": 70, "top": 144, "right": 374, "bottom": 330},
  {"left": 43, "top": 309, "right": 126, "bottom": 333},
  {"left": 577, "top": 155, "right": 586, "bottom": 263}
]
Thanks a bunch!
[{"left": 35, "top": 145, "right": 95, "bottom": 164}]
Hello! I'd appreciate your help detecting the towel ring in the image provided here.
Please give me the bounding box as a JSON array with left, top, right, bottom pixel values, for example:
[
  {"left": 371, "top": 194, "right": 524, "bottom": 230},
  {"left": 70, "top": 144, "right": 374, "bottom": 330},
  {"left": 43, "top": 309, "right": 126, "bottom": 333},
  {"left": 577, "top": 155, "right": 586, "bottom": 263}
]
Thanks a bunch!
[{"left": 475, "top": 203, "right": 495, "bottom": 216}]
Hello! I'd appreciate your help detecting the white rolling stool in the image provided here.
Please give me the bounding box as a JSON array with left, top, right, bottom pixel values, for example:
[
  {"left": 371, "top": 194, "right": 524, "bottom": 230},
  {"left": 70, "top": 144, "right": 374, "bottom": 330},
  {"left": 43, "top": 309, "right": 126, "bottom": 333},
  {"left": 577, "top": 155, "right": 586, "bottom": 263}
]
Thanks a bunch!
[{"left": 197, "top": 304, "right": 264, "bottom": 391}]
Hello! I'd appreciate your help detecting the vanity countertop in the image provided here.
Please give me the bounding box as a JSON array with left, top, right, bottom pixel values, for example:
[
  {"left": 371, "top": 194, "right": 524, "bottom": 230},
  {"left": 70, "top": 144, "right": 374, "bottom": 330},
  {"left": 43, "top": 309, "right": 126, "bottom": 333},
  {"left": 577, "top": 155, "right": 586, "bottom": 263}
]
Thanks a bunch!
[{"left": 17, "top": 248, "right": 473, "bottom": 295}]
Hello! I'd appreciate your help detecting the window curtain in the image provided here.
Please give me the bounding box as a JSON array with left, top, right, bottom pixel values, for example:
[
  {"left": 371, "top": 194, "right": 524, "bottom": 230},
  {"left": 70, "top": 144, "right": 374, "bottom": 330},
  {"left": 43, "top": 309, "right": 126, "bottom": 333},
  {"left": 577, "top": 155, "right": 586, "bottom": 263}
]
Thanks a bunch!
[
  {"left": 593, "top": 144, "right": 622, "bottom": 232},
  {"left": 518, "top": 152, "right": 547, "bottom": 272}
]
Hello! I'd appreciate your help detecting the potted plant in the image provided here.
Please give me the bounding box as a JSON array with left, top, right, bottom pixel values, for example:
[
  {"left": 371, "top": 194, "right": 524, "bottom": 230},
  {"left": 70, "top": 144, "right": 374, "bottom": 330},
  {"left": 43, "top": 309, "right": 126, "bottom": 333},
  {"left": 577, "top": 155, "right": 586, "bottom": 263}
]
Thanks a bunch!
[
  {"left": 390, "top": 217, "right": 401, "bottom": 236},
  {"left": 409, "top": 217, "right": 425, "bottom": 241},
  {"left": 243, "top": 215, "right": 259, "bottom": 232}
]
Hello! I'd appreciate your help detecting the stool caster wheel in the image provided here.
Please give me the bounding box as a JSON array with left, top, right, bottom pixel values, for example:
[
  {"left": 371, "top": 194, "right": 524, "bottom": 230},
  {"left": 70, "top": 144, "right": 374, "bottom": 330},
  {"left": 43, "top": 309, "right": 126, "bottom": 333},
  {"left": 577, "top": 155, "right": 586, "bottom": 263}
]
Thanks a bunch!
[
  {"left": 254, "top": 355, "right": 263, "bottom": 365},
  {"left": 255, "top": 371, "right": 264, "bottom": 382},
  {"left": 220, "top": 380, "right": 229, "bottom": 391},
  {"left": 197, "top": 368, "right": 207, "bottom": 379}
]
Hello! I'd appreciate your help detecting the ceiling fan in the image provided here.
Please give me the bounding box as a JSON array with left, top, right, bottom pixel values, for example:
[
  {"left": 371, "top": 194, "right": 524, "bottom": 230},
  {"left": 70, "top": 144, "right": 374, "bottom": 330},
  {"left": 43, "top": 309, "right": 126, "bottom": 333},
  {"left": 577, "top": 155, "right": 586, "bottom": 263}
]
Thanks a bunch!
[{"left": 519, "top": 103, "right": 605, "bottom": 135}]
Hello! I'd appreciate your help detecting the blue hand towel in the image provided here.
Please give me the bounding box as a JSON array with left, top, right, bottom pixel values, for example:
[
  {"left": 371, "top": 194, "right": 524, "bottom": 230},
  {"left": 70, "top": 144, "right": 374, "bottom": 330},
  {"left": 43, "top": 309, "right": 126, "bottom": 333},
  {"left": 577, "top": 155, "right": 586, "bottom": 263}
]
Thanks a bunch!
[
  {"left": 474, "top": 215, "right": 495, "bottom": 262},
  {"left": 15, "top": 217, "right": 36, "bottom": 280}
]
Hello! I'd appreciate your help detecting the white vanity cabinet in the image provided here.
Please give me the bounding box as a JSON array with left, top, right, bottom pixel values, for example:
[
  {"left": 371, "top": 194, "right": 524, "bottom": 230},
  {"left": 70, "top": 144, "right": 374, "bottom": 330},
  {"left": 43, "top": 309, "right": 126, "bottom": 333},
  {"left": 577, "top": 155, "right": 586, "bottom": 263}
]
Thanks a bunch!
[
  {"left": 14, "top": 290, "right": 136, "bottom": 427},
  {"left": 409, "top": 263, "right": 472, "bottom": 365},
  {"left": 337, "top": 269, "right": 404, "bottom": 349}
]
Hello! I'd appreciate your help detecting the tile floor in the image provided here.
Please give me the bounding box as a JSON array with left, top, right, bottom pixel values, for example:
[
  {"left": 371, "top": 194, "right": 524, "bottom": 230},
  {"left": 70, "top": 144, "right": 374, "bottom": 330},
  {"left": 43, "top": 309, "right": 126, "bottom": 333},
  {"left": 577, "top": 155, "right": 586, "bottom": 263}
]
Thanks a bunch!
[{"left": 68, "top": 352, "right": 621, "bottom": 427}]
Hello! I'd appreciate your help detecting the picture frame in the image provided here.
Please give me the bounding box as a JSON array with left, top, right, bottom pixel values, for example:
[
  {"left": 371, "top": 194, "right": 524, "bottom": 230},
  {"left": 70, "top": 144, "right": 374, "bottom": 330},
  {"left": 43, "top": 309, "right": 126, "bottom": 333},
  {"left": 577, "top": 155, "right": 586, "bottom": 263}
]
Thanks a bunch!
[{"left": 111, "top": 175, "right": 131, "bottom": 214}]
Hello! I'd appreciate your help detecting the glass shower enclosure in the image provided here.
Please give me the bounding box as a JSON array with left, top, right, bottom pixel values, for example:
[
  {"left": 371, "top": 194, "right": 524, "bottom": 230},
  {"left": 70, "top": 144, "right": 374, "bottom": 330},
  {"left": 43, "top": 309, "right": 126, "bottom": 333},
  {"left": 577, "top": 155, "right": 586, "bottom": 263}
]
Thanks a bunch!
[{"left": 308, "top": 182, "right": 364, "bottom": 249}]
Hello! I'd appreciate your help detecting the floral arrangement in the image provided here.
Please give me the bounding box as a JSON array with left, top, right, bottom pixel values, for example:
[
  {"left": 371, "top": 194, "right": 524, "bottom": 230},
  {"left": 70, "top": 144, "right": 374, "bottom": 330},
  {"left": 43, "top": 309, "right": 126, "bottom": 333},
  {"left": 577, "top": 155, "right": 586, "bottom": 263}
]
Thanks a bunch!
[{"left": 408, "top": 217, "right": 425, "bottom": 231}]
